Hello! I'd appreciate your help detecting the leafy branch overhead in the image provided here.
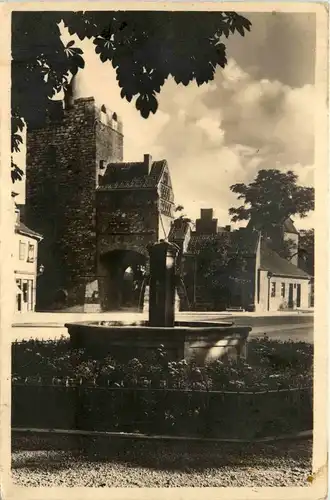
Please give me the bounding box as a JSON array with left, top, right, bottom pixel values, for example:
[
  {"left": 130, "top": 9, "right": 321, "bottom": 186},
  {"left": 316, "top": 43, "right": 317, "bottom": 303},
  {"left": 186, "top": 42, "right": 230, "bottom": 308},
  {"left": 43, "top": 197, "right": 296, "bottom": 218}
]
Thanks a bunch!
[{"left": 11, "top": 11, "right": 251, "bottom": 180}]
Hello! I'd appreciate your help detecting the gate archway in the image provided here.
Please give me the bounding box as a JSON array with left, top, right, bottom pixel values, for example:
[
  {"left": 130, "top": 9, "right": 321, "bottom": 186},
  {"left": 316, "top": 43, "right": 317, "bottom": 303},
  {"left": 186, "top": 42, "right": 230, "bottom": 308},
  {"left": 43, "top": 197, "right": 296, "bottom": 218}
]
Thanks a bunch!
[{"left": 99, "top": 249, "right": 147, "bottom": 311}]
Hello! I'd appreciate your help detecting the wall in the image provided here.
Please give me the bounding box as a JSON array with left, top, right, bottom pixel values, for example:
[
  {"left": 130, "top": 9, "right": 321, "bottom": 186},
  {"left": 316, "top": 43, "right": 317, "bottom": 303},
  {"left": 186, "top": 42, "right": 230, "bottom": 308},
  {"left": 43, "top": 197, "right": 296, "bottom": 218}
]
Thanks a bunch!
[
  {"left": 96, "top": 189, "right": 159, "bottom": 250},
  {"left": 95, "top": 105, "right": 123, "bottom": 186},
  {"left": 96, "top": 188, "right": 160, "bottom": 310},
  {"left": 25, "top": 98, "right": 123, "bottom": 309},
  {"left": 256, "top": 271, "right": 310, "bottom": 312},
  {"left": 14, "top": 233, "right": 38, "bottom": 276},
  {"left": 14, "top": 232, "right": 39, "bottom": 312},
  {"left": 158, "top": 213, "right": 173, "bottom": 240}
]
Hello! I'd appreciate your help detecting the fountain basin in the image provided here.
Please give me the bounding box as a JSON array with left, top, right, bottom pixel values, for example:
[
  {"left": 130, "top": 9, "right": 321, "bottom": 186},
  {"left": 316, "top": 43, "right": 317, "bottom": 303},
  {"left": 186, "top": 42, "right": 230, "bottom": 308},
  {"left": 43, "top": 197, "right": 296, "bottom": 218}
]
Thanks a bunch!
[{"left": 65, "top": 320, "right": 251, "bottom": 364}]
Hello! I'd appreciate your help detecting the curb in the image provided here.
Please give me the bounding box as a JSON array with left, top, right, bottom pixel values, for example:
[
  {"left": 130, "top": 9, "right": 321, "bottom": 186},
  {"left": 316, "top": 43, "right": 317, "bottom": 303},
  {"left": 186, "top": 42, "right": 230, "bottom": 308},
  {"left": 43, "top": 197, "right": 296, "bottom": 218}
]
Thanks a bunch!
[
  {"left": 12, "top": 324, "right": 66, "bottom": 328},
  {"left": 12, "top": 427, "right": 313, "bottom": 444}
]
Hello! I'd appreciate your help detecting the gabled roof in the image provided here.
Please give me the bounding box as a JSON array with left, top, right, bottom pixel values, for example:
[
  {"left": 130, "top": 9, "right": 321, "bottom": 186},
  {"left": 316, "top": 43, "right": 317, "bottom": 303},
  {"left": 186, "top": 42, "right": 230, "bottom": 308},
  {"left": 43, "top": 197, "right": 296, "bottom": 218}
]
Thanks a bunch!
[
  {"left": 97, "top": 160, "right": 168, "bottom": 191},
  {"left": 260, "top": 241, "right": 309, "bottom": 278},
  {"left": 283, "top": 217, "right": 299, "bottom": 235},
  {"left": 15, "top": 221, "right": 43, "bottom": 241},
  {"left": 186, "top": 228, "right": 260, "bottom": 257}
]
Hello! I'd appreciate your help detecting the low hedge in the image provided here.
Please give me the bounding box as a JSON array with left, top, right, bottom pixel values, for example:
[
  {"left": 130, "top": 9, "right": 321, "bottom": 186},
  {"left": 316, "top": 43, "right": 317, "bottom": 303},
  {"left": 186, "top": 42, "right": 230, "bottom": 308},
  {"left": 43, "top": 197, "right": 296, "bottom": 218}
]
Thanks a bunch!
[
  {"left": 12, "top": 336, "right": 313, "bottom": 392},
  {"left": 12, "top": 337, "right": 313, "bottom": 438},
  {"left": 12, "top": 383, "right": 312, "bottom": 439}
]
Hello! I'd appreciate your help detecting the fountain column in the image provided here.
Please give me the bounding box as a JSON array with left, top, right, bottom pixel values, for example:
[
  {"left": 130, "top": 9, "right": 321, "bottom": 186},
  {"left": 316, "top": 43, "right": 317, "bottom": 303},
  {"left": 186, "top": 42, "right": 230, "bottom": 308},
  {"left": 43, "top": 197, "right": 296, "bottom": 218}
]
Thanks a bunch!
[{"left": 148, "top": 241, "right": 179, "bottom": 327}]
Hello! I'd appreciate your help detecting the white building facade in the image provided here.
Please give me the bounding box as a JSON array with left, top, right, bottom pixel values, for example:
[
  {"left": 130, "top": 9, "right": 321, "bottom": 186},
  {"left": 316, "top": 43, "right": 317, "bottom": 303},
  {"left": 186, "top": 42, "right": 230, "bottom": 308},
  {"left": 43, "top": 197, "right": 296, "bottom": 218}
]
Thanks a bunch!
[{"left": 13, "top": 203, "right": 42, "bottom": 313}]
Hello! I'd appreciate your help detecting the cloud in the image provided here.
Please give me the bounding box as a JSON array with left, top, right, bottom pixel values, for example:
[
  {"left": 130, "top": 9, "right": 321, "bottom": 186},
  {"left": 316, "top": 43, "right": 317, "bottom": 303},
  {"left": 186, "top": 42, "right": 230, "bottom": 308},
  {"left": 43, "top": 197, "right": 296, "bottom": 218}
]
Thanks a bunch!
[
  {"left": 45, "top": 19, "right": 315, "bottom": 228},
  {"left": 149, "top": 59, "right": 314, "bottom": 224},
  {"left": 202, "top": 60, "right": 315, "bottom": 167},
  {"left": 226, "top": 12, "right": 316, "bottom": 88}
]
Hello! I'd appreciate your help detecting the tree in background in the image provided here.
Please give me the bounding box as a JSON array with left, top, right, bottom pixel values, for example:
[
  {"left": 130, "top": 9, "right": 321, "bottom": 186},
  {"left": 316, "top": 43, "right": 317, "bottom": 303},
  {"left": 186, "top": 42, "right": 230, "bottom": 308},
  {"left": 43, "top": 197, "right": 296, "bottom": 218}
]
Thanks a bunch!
[
  {"left": 11, "top": 10, "right": 251, "bottom": 182},
  {"left": 228, "top": 169, "right": 314, "bottom": 255}
]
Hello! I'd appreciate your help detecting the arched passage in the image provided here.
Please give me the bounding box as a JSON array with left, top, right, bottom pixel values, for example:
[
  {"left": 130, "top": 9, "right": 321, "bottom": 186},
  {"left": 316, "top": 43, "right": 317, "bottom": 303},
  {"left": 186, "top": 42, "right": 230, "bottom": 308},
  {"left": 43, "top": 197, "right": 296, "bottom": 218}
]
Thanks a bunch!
[{"left": 99, "top": 249, "right": 147, "bottom": 311}]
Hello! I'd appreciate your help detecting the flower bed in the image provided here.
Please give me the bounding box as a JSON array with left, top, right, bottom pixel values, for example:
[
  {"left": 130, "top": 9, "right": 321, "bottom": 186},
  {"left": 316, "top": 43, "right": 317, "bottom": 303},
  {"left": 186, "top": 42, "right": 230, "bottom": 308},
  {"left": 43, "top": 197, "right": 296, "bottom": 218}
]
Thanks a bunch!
[
  {"left": 11, "top": 337, "right": 313, "bottom": 439},
  {"left": 12, "top": 336, "right": 313, "bottom": 392}
]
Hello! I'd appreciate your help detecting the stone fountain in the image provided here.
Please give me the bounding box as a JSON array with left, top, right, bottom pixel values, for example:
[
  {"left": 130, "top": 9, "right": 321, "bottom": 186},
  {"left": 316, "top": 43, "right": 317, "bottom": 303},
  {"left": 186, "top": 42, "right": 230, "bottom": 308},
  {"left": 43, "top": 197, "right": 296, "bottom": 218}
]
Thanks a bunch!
[{"left": 66, "top": 241, "right": 251, "bottom": 364}]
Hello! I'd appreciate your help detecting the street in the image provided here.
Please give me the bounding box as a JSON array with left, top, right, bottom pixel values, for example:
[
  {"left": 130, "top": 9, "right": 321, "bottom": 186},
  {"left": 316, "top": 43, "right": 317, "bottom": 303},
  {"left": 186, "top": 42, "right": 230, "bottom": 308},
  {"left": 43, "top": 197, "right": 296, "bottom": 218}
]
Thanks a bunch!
[{"left": 12, "top": 311, "right": 314, "bottom": 343}]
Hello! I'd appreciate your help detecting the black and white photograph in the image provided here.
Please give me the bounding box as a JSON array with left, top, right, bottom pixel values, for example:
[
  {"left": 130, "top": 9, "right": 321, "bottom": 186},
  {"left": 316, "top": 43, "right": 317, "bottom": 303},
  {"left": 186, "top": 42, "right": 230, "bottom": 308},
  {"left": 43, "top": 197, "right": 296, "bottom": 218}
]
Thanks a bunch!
[{"left": 0, "top": 1, "right": 328, "bottom": 497}]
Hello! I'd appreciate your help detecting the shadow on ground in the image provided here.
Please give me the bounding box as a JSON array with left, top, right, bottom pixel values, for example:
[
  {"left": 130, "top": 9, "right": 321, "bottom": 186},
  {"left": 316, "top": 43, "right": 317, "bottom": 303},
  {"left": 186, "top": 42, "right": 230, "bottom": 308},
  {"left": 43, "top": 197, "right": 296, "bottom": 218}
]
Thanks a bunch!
[{"left": 12, "top": 434, "right": 312, "bottom": 473}]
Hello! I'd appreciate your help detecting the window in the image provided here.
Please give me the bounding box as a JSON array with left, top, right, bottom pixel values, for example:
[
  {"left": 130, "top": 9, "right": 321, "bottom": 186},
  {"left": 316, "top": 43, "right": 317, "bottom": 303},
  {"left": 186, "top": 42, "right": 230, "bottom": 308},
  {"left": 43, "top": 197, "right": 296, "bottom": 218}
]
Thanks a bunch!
[
  {"left": 22, "top": 281, "right": 28, "bottom": 303},
  {"left": 271, "top": 282, "right": 276, "bottom": 297},
  {"left": 281, "top": 283, "right": 285, "bottom": 298},
  {"left": 27, "top": 243, "right": 34, "bottom": 263},
  {"left": 162, "top": 172, "right": 169, "bottom": 185},
  {"left": 99, "top": 160, "right": 105, "bottom": 170},
  {"left": 19, "top": 241, "right": 26, "bottom": 261}
]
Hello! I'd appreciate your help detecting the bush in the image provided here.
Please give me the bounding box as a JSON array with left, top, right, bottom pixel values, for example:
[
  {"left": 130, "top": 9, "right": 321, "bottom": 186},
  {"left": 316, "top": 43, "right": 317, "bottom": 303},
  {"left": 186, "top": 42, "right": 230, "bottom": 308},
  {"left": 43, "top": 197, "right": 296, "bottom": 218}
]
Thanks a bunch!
[{"left": 12, "top": 336, "right": 313, "bottom": 391}]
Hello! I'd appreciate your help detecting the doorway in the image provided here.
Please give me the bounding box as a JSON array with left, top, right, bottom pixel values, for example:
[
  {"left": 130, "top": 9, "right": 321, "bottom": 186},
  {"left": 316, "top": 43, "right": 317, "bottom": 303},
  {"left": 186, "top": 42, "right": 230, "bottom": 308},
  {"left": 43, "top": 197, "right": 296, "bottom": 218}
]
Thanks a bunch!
[
  {"left": 99, "top": 249, "right": 147, "bottom": 311},
  {"left": 296, "top": 283, "right": 301, "bottom": 308},
  {"left": 288, "top": 283, "right": 294, "bottom": 309}
]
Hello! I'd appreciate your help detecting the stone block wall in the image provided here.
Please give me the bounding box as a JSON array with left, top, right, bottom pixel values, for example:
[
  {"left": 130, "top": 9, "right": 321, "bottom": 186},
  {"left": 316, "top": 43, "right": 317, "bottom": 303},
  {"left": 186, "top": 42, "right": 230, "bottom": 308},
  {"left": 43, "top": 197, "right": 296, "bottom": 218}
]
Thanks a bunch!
[
  {"left": 96, "top": 188, "right": 160, "bottom": 310},
  {"left": 96, "top": 189, "right": 159, "bottom": 241},
  {"left": 25, "top": 98, "right": 123, "bottom": 309}
]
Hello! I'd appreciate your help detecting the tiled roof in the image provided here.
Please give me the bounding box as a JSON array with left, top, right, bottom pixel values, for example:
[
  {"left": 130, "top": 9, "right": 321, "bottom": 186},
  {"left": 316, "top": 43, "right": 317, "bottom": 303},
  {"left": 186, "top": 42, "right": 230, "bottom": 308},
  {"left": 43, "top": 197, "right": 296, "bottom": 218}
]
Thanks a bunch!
[
  {"left": 97, "top": 179, "right": 156, "bottom": 190},
  {"left": 186, "top": 228, "right": 260, "bottom": 257},
  {"left": 260, "top": 241, "right": 309, "bottom": 278},
  {"left": 98, "top": 160, "right": 167, "bottom": 190},
  {"left": 150, "top": 160, "right": 167, "bottom": 183},
  {"left": 15, "top": 222, "right": 43, "bottom": 240}
]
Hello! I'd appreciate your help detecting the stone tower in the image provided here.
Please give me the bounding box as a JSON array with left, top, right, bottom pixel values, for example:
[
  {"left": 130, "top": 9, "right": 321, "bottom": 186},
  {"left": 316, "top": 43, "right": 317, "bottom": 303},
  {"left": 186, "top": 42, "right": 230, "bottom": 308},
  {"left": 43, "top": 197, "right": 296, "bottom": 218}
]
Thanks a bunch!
[{"left": 25, "top": 94, "right": 123, "bottom": 310}]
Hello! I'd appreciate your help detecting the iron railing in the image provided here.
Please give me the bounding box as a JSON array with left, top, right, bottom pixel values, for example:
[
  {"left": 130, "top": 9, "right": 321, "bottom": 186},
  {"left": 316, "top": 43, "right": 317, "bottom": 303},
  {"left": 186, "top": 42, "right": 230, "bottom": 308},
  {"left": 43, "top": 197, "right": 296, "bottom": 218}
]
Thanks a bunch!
[{"left": 12, "top": 382, "right": 313, "bottom": 440}]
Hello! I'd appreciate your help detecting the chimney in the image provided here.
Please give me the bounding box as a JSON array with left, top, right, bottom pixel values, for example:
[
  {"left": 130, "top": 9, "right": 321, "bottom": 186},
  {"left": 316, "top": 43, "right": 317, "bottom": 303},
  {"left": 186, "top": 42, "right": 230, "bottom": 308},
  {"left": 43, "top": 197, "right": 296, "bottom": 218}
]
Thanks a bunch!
[
  {"left": 144, "top": 154, "right": 153, "bottom": 175},
  {"left": 200, "top": 208, "right": 213, "bottom": 220},
  {"left": 64, "top": 75, "right": 76, "bottom": 110}
]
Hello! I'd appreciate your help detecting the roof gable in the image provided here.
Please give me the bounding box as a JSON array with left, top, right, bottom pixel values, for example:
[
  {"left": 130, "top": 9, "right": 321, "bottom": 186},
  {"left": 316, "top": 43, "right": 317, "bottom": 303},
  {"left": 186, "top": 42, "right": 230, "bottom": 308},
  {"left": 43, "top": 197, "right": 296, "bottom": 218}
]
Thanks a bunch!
[
  {"left": 283, "top": 218, "right": 299, "bottom": 235},
  {"left": 260, "top": 241, "right": 309, "bottom": 278},
  {"left": 98, "top": 159, "right": 168, "bottom": 191},
  {"left": 15, "top": 222, "right": 43, "bottom": 241}
]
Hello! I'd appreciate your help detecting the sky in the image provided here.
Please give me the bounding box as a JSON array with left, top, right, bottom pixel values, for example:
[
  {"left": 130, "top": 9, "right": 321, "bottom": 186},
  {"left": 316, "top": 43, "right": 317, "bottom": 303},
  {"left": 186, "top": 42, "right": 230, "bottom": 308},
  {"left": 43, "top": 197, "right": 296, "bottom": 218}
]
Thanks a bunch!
[{"left": 14, "top": 12, "right": 316, "bottom": 230}]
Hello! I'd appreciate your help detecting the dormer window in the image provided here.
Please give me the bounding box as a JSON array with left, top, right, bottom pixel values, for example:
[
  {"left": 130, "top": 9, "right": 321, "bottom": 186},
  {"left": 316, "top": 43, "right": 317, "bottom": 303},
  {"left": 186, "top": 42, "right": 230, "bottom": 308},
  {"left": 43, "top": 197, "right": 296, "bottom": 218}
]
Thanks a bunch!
[
  {"left": 101, "top": 104, "right": 106, "bottom": 113},
  {"left": 112, "top": 112, "right": 117, "bottom": 121}
]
